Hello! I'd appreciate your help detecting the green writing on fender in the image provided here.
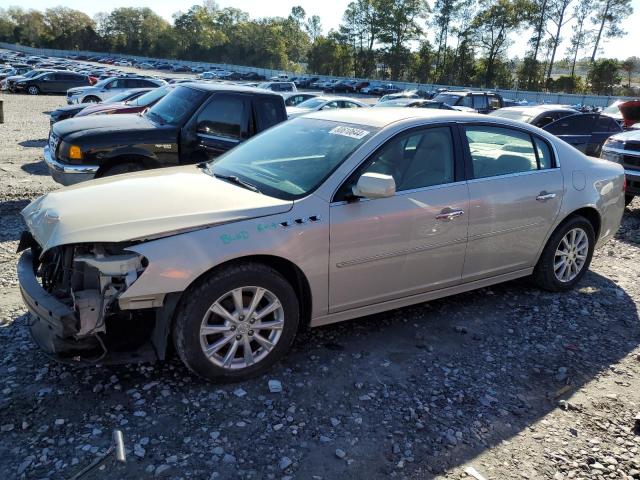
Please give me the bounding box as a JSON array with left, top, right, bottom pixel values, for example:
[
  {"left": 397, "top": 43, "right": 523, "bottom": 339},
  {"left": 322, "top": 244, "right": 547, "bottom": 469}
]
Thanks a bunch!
[
  {"left": 256, "top": 222, "right": 278, "bottom": 232},
  {"left": 220, "top": 231, "right": 249, "bottom": 244}
]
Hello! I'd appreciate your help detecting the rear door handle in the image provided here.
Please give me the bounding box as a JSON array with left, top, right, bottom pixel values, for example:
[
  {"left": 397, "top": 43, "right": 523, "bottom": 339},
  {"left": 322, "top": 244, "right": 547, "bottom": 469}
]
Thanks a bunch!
[
  {"left": 536, "top": 192, "right": 556, "bottom": 202},
  {"left": 436, "top": 209, "right": 464, "bottom": 221}
]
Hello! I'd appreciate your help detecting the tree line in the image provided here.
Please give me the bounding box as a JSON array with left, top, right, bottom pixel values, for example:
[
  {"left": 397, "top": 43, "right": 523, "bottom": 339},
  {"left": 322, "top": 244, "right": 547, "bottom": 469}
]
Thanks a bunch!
[{"left": 0, "top": 0, "right": 636, "bottom": 94}]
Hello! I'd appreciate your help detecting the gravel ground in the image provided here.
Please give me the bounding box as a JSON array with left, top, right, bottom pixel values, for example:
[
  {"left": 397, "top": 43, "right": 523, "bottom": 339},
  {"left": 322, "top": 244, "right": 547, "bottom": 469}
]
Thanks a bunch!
[{"left": 1, "top": 91, "right": 640, "bottom": 480}]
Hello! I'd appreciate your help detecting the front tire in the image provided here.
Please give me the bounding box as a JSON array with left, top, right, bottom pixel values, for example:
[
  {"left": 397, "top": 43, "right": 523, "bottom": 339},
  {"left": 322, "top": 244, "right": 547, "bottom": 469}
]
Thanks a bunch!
[
  {"left": 82, "top": 96, "right": 100, "bottom": 104},
  {"left": 532, "top": 215, "right": 595, "bottom": 292},
  {"left": 27, "top": 86, "right": 39, "bottom": 95},
  {"left": 101, "top": 162, "right": 144, "bottom": 177},
  {"left": 173, "top": 263, "right": 300, "bottom": 382}
]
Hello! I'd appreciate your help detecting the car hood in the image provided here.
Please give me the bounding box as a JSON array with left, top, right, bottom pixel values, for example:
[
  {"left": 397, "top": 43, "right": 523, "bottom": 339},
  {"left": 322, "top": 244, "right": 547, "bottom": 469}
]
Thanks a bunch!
[
  {"left": 286, "top": 106, "right": 314, "bottom": 117},
  {"left": 75, "top": 102, "right": 128, "bottom": 116},
  {"left": 609, "top": 128, "right": 640, "bottom": 142},
  {"left": 21, "top": 165, "right": 293, "bottom": 252},
  {"left": 52, "top": 113, "right": 155, "bottom": 138},
  {"left": 67, "top": 85, "right": 96, "bottom": 95}
]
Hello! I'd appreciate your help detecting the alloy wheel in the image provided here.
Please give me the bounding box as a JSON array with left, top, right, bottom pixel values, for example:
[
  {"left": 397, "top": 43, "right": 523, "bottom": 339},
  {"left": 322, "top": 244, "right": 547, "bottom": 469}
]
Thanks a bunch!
[
  {"left": 554, "top": 227, "right": 589, "bottom": 283},
  {"left": 28, "top": 86, "right": 38, "bottom": 95},
  {"left": 199, "top": 286, "right": 284, "bottom": 369}
]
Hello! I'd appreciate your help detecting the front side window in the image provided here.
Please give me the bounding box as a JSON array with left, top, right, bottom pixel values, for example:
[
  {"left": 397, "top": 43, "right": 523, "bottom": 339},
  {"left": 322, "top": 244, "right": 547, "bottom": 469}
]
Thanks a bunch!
[
  {"left": 335, "top": 127, "right": 455, "bottom": 200},
  {"left": 208, "top": 118, "right": 377, "bottom": 200},
  {"left": 465, "top": 126, "right": 541, "bottom": 178},
  {"left": 196, "top": 94, "right": 247, "bottom": 139}
]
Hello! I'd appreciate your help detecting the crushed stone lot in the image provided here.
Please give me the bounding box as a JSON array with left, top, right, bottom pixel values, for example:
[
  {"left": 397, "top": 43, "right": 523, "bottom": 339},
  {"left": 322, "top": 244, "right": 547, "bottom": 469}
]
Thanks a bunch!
[{"left": 1, "top": 91, "right": 640, "bottom": 480}]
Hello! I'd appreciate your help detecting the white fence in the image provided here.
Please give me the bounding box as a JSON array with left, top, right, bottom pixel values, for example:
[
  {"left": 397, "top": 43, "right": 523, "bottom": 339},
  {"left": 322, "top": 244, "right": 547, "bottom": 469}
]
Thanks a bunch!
[{"left": 1, "top": 42, "right": 635, "bottom": 107}]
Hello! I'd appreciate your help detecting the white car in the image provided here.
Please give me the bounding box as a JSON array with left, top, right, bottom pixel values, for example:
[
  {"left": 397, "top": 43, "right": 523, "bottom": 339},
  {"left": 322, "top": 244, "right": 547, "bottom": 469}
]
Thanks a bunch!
[
  {"left": 66, "top": 76, "right": 166, "bottom": 104},
  {"left": 286, "top": 96, "right": 369, "bottom": 119}
]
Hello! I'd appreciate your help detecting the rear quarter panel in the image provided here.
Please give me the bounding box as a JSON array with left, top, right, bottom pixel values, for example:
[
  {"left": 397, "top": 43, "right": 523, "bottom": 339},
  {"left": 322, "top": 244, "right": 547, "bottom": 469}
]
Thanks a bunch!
[{"left": 550, "top": 137, "right": 625, "bottom": 248}]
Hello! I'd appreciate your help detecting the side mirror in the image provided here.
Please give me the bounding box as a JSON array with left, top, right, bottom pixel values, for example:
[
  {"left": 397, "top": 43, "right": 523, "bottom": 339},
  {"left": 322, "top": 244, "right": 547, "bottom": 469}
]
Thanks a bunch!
[{"left": 352, "top": 172, "right": 396, "bottom": 199}]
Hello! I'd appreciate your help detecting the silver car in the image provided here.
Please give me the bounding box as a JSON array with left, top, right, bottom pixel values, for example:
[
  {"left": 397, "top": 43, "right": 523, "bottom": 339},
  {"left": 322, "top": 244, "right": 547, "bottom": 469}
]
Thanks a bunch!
[
  {"left": 66, "top": 76, "right": 166, "bottom": 104},
  {"left": 17, "top": 109, "right": 625, "bottom": 382}
]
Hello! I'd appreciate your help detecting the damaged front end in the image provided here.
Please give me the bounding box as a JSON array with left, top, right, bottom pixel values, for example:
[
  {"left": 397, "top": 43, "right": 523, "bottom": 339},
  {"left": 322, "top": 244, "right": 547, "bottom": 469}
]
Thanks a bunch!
[{"left": 17, "top": 232, "right": 162, "bottom": 363}]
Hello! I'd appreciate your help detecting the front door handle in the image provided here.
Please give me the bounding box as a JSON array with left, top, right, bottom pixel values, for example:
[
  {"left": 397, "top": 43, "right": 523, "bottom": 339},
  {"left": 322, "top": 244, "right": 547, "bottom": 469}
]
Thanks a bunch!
[
  {"left": 435, "top": 209, "right": 464, "bottom": 221},
  {"left": 536, "top": 192, "right": 557, "bottom": 202}
]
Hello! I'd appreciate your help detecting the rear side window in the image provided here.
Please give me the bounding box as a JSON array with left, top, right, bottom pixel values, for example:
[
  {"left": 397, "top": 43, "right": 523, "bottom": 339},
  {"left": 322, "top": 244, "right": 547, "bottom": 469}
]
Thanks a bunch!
[
  {"left": 197, "top": 94, "right": 247, "bottom": 139},
  {"left": 254, "top": 96, "right": 283, "bottom": 131},
  {"left": 473, "top": 95, "right": 488, "bottom": 110},
  {"left": 545, "top": 114, "right": 595, "bottom": 135},
  {"left": 533, "top": 138, "right": 553, "bottom": 169},
  {"left": 465, "top": 126, "right": 539, "bottom": 178},
  {"left": 594, "top": 115, "right": 621, "bottom": 133}
]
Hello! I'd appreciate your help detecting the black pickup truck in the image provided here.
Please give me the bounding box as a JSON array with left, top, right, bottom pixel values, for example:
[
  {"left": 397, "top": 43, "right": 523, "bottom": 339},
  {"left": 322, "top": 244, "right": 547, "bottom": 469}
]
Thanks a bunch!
[{"left": 44, "top": 83, "right": 287, "bottom": 185}]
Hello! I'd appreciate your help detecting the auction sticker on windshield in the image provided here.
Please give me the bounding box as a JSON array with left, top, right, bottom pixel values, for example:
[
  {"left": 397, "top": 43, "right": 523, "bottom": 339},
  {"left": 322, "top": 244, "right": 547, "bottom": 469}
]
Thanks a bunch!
[{"left": 329, "top": 126, "right": 371, "bottom": 140}]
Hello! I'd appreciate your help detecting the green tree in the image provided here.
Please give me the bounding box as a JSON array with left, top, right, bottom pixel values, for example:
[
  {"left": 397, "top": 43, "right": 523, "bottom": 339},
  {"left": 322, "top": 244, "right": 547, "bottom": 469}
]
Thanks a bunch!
[
  {"left": 305, "top": 15, "right": 322, "bottom": 41},
  {"left": 339, "top": 0, "right": 380, "bottom": 78},
  {"left": 587, "top": 58, "right": 620, "bottom": 94},
  {"left": 307, "top": 33, "right": 353, "bottom": 76},
  {"left": 544, "top": 0, "right": 574, "bottom": 83},
  {"left": 590, "top": 0, "right": 633, "bottom": 62},
  {"left": 375, "top": 0, "right": 429, "bottom": 80},
  {"left": 471, "top": 0, "right": 528, "bottom": 87},
  {"left": 566, "top": 0, "right": 593, "bottom": 77},
  {"left": 620, "top": 56, "right": 638, "bottom": 87}
]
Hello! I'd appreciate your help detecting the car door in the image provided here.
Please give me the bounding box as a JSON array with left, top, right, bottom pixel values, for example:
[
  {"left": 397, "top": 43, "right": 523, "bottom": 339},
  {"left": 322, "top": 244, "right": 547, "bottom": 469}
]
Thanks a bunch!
[
  {"left": 38, "top": 73, "right": 57, "bottom": 93},
  {"left": 181, "top": 93, "right": 250, "bottom": 163},
  {"left": 461, "top": 124, "right": 563, "bottom": 281},
  {"left": 588, "top": 115, "right": 623, "bottom": 156},
  {"left": 543, "top": 114, "right": 596, "bottom": 153},
  {"left": 329, "top": 125, "right": 469, "bottom": 313}
]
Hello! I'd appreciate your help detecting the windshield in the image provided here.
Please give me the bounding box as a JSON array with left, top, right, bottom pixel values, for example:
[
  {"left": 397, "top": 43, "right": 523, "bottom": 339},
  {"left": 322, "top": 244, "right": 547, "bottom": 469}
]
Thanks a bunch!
[
  {"left": 489, "top": 109, "right": 534, "bottom": 123},
  {"left": 603, "top": 101, "right": 622, "bottom": 115},
  {"left": 107, "top": 90, "right": 143, "bottom": 103},
  {"left": 208, "top": 118, "right": 378, "bottom": 200},
  {"left": 433, "top": 93, "right": 463, "bottom": 106},
  {"left": 145, "top": 85, "right": 205, "bottom": 126},
  {"left": 296, "top": 98, "right": 326, "bottom": 109},
  {"left": 92, "top": 78, "right": 112, "bottom": 88},
  {"left": 128, "top": 86, "right": 170, "bottom": 106},
  {"left": 24, "top": 70, "right": 41, "bottom": 78},
  {"left": 257, "top": 82, "right": 271, "bottom": 89}
]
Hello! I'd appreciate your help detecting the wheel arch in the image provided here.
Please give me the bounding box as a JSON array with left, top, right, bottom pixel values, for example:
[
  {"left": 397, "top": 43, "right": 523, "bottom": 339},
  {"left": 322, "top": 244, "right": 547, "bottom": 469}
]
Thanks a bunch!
[
  {"left": 95, "top": 154, "right": 159, "bottom": 177},
  {"left": 152, "top": 254, "right": 313, "bottom": 360},
  {"left": 560, "top": 206, "right": 602, "bottom": 240}
]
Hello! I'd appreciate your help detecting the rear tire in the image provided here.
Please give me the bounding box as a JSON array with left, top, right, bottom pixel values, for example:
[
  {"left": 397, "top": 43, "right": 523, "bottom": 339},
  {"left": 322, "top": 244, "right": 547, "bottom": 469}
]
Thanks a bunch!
[
  {"left": 531, "top": 215, "right": 595, "bottom": 292},
  {"left": 101, "top": 162, "right": 144, "bottom": 177},
  {"left": 27, "top": 86, "right": 39, "bottom": 95},
  {"left": 173, "top": 262, "right": 300, "bottom": 382},
  {"left": 625, "top": 194, "right": 634, "bottom": 207}
]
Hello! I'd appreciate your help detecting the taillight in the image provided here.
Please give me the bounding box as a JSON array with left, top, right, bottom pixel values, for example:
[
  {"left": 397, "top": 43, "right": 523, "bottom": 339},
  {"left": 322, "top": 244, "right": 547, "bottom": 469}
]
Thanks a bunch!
[{"left": 623, "top": 176, "right": 627, "bottom": 192}]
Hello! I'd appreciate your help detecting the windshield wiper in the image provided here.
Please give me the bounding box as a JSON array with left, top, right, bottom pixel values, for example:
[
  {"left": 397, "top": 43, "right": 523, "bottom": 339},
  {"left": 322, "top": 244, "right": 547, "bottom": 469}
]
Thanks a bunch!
[
  {"left": 213, "top": 173, "right": 261, "bottom": 194},
  {"left": 145, "top": 110, "right": 165, "bottom": 125}
]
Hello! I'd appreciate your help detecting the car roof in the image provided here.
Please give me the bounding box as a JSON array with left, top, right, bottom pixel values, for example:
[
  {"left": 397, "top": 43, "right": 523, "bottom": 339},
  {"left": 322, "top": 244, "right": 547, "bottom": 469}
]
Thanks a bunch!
[
  {"left": 183, "top": 82, "right": 282, "bottom": 97},
  {"left": 497, "top": 104, "right": 577, "bottom": 115},
  {"left": 306, "top": 107, "right": 480, "bottom": 127}
]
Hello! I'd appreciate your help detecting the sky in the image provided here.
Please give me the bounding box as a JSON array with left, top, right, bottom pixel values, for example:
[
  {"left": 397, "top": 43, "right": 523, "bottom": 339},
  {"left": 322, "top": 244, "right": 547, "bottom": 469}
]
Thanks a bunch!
[{"left": 12, "top": 0, "right": 640, "bottom": 61}]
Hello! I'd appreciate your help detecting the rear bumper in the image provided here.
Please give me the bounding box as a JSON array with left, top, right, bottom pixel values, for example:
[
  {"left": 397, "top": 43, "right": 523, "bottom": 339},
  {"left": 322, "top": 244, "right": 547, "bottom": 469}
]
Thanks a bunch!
[{"left": 44, "top": 145, "right": 98, "bottom": 186}]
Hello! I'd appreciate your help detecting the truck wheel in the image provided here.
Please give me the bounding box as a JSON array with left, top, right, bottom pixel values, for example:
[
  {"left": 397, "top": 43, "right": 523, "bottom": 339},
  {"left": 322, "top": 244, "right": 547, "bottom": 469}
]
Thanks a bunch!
[
  {"left": 101, "top": 162, "right": 144, "bottom": 177},
  {"left": 82, "top": 96, "right": 100, "bottom": 103},
  {"left": 27, "top": 86, "right": 39, "bottom": 95},
  {"left": 173, "top": 262, "right": 300, "bottom": 382},
  {"left": 531, "top": 215, "right": 595, "bottom": 292},
  {"left": 625, "top": 195, "right": 634, "bottom": 207}
]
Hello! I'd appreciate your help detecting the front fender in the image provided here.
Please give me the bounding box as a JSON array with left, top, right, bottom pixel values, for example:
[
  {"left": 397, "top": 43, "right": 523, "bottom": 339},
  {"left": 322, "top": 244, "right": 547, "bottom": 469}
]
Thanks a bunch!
[{"left": 119, "top": 196, "right": 330, "bottom": 319}]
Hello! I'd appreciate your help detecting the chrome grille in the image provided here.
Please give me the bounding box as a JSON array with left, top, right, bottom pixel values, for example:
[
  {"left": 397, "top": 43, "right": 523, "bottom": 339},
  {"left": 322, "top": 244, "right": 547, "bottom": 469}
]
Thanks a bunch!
[{"left": 48, "top": 133, "right": 60, "bottom": 160}]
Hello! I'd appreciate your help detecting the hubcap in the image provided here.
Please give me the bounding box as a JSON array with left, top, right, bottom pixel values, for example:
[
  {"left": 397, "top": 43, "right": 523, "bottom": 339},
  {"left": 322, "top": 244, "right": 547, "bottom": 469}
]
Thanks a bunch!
[
  {"left": 199, "top": 286, "right": 284, "bottom": 370},
  {"left": 554, "top": 228, "right": 588, "bottom": 283}
]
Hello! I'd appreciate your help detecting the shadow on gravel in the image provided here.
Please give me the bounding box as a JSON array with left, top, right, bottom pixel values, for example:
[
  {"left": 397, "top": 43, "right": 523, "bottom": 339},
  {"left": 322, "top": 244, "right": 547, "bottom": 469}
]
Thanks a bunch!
[
  {"left": 18, "top": 139, "right": 46, "bottom": 148},
  {"left": 0, "top": 199, "right": 28, "bottom": 241},
  {"left": 20, "top": 160, "right": 48, "bottom": 176},
  {"left": 1, "top": 271, "right": 638, "bottom": 479},
  {"left": 616, "top": 205, "right": 640, "bottom": 247}
]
